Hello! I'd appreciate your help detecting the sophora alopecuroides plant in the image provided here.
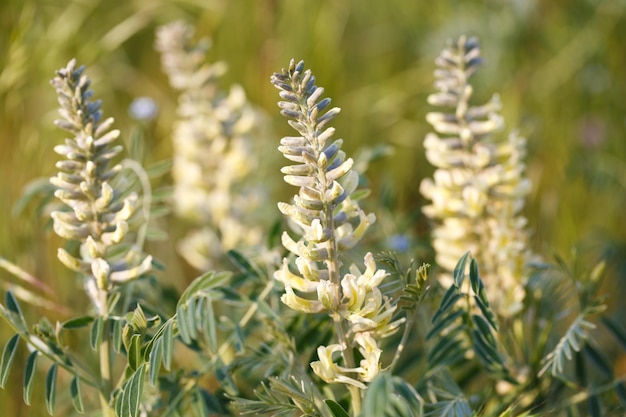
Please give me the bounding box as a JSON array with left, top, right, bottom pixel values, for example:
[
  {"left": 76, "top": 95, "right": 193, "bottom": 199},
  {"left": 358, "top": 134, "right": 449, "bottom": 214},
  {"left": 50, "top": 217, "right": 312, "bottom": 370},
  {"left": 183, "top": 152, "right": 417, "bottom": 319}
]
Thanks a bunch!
[{"left": 269, "top": 59, "right": 408, "bottom": 413}]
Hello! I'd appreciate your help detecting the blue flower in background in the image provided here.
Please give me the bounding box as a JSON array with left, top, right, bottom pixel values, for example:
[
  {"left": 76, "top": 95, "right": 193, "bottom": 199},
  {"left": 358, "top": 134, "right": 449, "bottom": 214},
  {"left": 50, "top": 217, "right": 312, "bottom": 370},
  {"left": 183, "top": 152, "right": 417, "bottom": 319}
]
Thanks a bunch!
[
  {"left": 129, "top": 96, "right": 158, "bottom": 121},
  {"left": 385, "top": 234, "right": 410, "bottom": 253}
]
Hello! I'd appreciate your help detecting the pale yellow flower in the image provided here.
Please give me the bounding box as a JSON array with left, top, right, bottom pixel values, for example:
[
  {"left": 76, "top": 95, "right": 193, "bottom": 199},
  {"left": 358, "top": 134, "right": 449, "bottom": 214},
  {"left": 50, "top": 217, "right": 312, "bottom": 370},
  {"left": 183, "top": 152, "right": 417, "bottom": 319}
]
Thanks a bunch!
[{"left": 310, "top": 345, "right": 367, "bottom": 389}]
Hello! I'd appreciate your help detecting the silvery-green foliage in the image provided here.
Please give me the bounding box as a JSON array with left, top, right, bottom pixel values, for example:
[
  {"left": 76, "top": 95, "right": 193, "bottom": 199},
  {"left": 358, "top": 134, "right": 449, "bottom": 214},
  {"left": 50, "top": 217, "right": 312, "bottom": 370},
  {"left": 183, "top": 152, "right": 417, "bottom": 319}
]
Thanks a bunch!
[
  {"left": 419, "top": 36, "right": 532, "bottom": 314},
  {"left": 156, "top": 21, "right": 268, "bottom": 271},
  {"left": 425, "top": 253, "right": 511, "bottom": 385},
  {"left": 50, "top": 59, "right": 152, "bottom": 312}
]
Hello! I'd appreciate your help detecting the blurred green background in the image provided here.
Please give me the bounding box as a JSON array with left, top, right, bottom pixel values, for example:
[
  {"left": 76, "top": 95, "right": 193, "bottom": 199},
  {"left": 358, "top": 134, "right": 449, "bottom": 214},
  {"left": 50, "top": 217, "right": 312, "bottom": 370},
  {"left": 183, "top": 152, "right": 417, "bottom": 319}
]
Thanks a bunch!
[{"left": 1, "top": 0, "right": 625, "bottom": 415}]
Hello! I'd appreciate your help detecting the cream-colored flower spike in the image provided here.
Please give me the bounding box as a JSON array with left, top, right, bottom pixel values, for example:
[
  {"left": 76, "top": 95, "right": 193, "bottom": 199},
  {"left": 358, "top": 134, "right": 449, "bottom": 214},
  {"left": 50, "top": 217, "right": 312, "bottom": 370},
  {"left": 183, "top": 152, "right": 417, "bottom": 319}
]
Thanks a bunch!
[
  {"left": 50, "top": 60, "right": 152, "bottom": 314},
  {"left": 156, "top": 21, "right": 266, "bottom": 270},
  {"left": 271, "top": 60, "right": 402, "bottom": 391},
  {"left": 420, "top": 36, "right": 532, "bottom": 314}
]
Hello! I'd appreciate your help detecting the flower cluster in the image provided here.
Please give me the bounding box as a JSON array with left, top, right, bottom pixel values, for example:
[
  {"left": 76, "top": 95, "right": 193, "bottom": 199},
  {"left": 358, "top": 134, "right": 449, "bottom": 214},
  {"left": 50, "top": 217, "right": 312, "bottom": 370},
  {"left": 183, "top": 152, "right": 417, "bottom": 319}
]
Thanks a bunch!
[
  {"left": 155, "top": 21, "right": 266, "bottom": 270},
  {"left": 271, "top": 59, "right": 402, "bottom": 389},
  {"left": 419, "top": 36, "right": 532, "bottom": 313},
  {"left": 50, "top": 59, "right": 152, "bottom": 314}
]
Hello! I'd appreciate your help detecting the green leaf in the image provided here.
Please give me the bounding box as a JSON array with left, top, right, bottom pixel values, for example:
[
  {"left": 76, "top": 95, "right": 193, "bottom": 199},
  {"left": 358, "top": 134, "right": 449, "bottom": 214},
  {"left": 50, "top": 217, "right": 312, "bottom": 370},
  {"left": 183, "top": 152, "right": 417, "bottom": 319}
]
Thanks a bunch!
[
  {"left": 162, "top": 320, "right": 174, "bottom": 371},
  {"left": 350, "top": 188, "right": 371, "bottom": 201},
  {"left": 471, "top": 314, "right": 496, "bottom": 347},
  {"left": 233, "top": 324, "right": 244, "bottom": 353},
  {"left": 427, "top": 309, "right": 464, "bottom": 340},
  {"left": 473, "top": 294, "right": 498, "bottom": 331},
  {"left": 5, "top": 291, "right": 27, "bottom": 330},
  {"left": 148, "top": 205, "right": 170, "bottom": 220},
  {"left": 616, "top": 383, "right": 626, "bottom": 407},
  {"left": 392, "top": 377, "right": 424, "bottom": 416},
  {"left": 128, "top": 334, "right": 143, "bottom": 371},
  {"left": 227, "top": 249, "right": 264, "bottom": 278},
  {"left": 148, "top": 338, "right": 162, "bottom": 386},
  {"left": 115, "top": 387, "right": 124, "bottom": 417},
  {"left": 267, "top": 219, "right": 283, "bottom": 250},
  {"left": 362, "top": 373, "right": 390, "bottom": 417},
  {"left": 122, "top": 324, "right": 133, "bottom": 354},
  {"left": 45, "top": 363, "right": 58, "bottom": 415},
  {"left": 0, "top": 333, "right": 20, "bottom": 388},
  {"left": 325, "top": 399, "right": 350, "bottom": 417},
  {"left": 11, "top": 177, "right": 56, "bottom": 218},
  {"left": 151, "top": 186, "right": 173, "bottom": 203},
  {"left": 204, "top": 298, "right": 217, "bottom": 353},
  {"left": 191, "top": 387, "right": 209, "bottom": 417},
  {"left": 176, "top": 305, "right": 191, "bottom": 345},
  {"left": 427, "top": 327, "right": 466, "bottom": 370},
  {"left": 130, "top": 305, "right": 147, "bottom": 332},
  {"left": 177, "top": 271, "right": 232, "bottom": 309},
  {"left": 587, "top": 393, "right": 601, "bottom": 417},
  {"left": 601, "top": 317, "right": 626, "bottom": 351},
  {"left": 431, "top": 287, "right": 463, "bottom": 326},
  {"left": 113, "top": 318, "right": 124, "bottom": 353},
  {"left": 583, "top": 343, "right": 612, "bottom": 377},
  {"left": 23, "top": 350, "right": 38, "bottom": 405},
  {"left": 108, "top": 291, "right": 121, "bottom": 315},
  {"left": 469, "top": 258, "right": 481, "bottom": 294},
  {"left": 62, "top": 315, "right": 95, "bottom": 329},
  {"left": 452, "top": 252, "right": 470, "bottom": 288},
  {"left": 145, "top": 227, "right": 168, "bottom": 241},
  {"left": 539, "top": 315, "right": 596, "bottom": 376},
  {"left": 70, "top": 376, "right": 84, "bottom": 414},
  {"left": 426, "top": 397, "right": 472, "bottom": 417},
  {"left": 186, "top": 298, "right": 199, "bottom": 342},
  {"left": 471, "top": 329, "right": 503, "bottom": 372},
  {"left": 127, "top": 126, "right": 145, "bottom": 161},
  {"left": 122, "top": 364, "right": 146, "bottom": 417},
  {"left": 90, "top": 316, "right": 103, "bottom": 351},
  {"left": 145, "top": 159, "right": 173, "bottom": 179},
  {"left": 214, "top": 356, "right": 238, "bottom": 396}
]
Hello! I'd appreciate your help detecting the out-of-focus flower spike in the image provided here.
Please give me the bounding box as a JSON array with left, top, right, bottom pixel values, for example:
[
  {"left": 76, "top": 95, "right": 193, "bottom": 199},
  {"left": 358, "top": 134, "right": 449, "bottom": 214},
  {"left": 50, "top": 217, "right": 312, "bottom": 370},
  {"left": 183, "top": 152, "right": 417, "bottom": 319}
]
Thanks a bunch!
[
  {"left": 420, "top": 36, "right": 535, "bottom": 313},
  {"left": 156, "top": 20, "right": 268, "bottom": 270}
]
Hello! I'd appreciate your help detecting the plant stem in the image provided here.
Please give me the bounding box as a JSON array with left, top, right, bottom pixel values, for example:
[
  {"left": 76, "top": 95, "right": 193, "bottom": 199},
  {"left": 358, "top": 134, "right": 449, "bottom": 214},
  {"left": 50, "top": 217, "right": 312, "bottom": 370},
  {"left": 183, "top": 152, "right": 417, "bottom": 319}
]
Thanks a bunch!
[
  {"left": 121, "top": 159, "right": 151, "bottom": 250},
  {"left": 389, "top": 308, "right": 418, "bottom": 373},
  {"left": 98, "top": 289, "right": 115, "bottom": 417},
  {"left": 325, "top": 203, "right": 361, "bottom": 415}
]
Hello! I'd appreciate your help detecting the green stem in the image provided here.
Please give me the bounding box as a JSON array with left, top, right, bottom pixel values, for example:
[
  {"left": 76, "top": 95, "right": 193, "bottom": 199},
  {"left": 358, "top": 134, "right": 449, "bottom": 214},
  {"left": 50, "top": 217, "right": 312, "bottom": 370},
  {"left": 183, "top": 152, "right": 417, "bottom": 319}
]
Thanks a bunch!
[
  {"left": 295, "top": 68, "right": 363, "bottom": 416},
  {"left": 1, "top": 328, "right": 100, "bottom": 388},
  {"left": 121, "top": 159, "right": 151, "bottom": 250},
  {"left": 98, "top": 290, "right": 115, "bottom": 417},
  {"left": 325, "top": 201, "right": 361, "bottom": 415},
  {"left": 217, "top": 278, "right": 275, "bottom": 358},
  {"left": 389, "top": 308, "right": 418, "bottom": 374}
]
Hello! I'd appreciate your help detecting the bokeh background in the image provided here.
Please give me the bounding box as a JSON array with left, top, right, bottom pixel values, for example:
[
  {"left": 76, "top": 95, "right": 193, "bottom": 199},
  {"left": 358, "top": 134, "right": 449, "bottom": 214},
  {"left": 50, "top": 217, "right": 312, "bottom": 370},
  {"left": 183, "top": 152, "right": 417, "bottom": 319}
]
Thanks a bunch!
[{"left": 1, "top": 0, "right": 625, "bottom": 415}]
